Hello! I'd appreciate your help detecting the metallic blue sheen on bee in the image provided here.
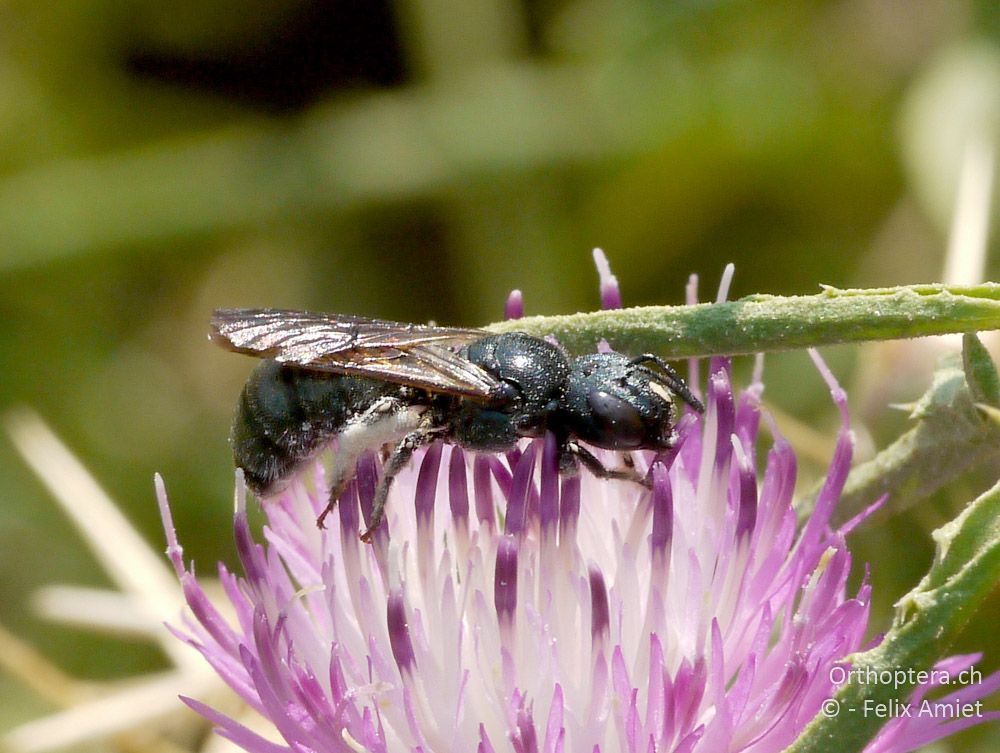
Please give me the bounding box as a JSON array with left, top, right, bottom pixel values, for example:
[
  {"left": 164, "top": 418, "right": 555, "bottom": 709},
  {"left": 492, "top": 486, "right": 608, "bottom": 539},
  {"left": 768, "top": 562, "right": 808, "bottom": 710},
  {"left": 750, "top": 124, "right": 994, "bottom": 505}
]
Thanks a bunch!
[{"left": 211, "top": 308, "right": 704, "bottom": 541}]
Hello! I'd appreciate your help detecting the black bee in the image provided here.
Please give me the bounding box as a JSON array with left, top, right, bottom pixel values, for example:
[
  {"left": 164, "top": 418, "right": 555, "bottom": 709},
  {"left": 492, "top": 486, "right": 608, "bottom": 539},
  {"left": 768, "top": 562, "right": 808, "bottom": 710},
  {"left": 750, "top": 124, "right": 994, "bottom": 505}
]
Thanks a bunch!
[{"left": 210, "top": 308, "right": 704, "bottom": 540}]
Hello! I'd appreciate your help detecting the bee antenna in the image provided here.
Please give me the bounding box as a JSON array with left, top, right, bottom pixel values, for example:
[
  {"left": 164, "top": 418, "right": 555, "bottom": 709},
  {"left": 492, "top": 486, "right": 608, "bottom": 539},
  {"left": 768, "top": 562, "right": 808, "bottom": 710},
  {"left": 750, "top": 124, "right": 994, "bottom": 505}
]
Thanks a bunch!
[{"left": 629, "top": 354, "right": 705, "bottom": 413}]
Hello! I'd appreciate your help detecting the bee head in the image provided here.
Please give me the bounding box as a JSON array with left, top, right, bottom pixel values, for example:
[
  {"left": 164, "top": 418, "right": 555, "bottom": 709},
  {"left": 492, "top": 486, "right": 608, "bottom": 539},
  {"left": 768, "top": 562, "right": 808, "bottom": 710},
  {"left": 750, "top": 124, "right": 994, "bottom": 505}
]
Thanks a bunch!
[{"left": 560, "top": 353, "right": 679, "bottom": 451}]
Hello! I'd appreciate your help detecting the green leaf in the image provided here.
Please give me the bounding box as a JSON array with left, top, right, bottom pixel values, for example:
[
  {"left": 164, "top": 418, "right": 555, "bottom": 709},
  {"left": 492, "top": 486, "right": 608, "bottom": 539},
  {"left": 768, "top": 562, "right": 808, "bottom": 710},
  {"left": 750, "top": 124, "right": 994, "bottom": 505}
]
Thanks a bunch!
[
  {"left": 798, "top": 334, "right": 1000, "bottom": 525},
  {"left": 783, "top": 478, "right": 1000, "bottom": 753},
  {"left": 963, "top": 332, "right": 1000, "bottom": 407}
]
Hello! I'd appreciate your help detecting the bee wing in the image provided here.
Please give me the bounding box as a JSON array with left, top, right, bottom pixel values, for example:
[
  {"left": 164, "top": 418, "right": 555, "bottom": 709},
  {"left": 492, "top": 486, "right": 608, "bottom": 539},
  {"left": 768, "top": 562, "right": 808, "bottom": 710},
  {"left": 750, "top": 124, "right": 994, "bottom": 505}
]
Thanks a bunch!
[{"left": 210, "top": 308, "right": 501, "bottom": 397}]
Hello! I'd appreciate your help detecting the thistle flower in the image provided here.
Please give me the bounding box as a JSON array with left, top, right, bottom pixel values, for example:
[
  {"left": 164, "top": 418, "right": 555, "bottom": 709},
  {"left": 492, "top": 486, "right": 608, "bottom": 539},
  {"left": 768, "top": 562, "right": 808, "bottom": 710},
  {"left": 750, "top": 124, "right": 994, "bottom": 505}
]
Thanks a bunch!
[{"left": 159, "top": 261, "right": 999, "bottom": 752}]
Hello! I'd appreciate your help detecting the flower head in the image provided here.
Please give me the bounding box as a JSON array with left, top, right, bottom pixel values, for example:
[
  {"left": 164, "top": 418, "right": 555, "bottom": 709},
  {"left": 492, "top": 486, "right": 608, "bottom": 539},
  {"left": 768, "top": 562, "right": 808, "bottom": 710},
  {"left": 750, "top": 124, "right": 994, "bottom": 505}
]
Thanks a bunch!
[{"left": 160, "top": 263, "right": 998, "bottom": 752}]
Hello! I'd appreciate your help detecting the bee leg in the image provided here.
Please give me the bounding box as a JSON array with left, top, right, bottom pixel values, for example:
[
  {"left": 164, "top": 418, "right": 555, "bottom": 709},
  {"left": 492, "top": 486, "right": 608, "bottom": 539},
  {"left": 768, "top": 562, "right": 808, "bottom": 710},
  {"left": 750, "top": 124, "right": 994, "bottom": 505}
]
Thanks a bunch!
[
  {"left": 316, "top": 476, "right": 352, "bottom": 529},
  {"left": 316, "top": 395, "right": 411, "bottom": 529},
  {"left": 360, "top": 427, "right": 442, "bottom": 542},
  {"left": 564, "top": 441, "right": 651, "bottom": 489}
]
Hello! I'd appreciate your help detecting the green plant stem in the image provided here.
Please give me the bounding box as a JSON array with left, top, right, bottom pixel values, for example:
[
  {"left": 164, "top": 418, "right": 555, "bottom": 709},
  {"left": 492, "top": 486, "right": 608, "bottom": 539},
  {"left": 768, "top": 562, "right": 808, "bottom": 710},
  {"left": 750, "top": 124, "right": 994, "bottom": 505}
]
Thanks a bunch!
[
  {"left": 487, "top": 284, "right": 1000, "bottom": 356},
  {"left": 783, "top": 478, "right": 1000, "bottom": 753}
]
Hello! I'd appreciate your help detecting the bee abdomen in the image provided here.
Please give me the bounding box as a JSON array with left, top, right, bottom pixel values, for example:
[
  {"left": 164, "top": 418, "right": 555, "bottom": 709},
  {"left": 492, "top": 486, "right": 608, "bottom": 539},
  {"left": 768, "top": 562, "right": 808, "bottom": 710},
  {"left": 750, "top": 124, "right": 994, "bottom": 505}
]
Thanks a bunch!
[
  {"left": 231, "top": 360, "right": 403, "bottom": 494},
  {"left": 231, "top": 361, "right": 348, "bottom": 493}
]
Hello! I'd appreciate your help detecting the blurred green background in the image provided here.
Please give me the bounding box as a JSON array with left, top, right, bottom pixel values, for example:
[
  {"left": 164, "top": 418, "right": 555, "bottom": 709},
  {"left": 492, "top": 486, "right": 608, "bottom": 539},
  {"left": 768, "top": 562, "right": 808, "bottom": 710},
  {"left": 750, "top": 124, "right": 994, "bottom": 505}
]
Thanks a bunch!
[{"left": 2, "top": 0, "right": 999, "bottom": 750}]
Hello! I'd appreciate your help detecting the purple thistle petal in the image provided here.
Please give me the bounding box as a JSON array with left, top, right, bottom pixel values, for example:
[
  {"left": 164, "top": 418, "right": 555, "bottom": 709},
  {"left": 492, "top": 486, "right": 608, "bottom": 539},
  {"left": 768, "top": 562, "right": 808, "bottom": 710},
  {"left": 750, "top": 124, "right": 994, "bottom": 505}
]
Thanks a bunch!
[
  {"left": 473, "top": 454, "right": 498, "bottom": 530},
  {"left": 674, "top": 727, "right": 706, "bottom": 753},
  {"left": 494, "top": 534, "right": 519, "bottom": 628},
  {"left": 735, "top": 380, "right": 763, "bottom": 447},
  {"left": 387, "top": 589, "right": 416, "bottom": 675},
  {"left": 155, "top": 473, "right": 186, "bottom": 577},
  {"left": 233, "top": 489, "right": 268, "bottom": 593},
  {"left": 414, "top": 440, "right": 443, "bottom": 532},
  {"left": 179, "top": 569, "right": 241, "bottom": 658},
  {"left": 448, "top": 445, "right": 470, "bottom": 528},
  {"left": 328, "top": 654, "right": 361, "bottom": 732},
  {"left": 542, "top": 685, "right": 565, "bottom": 753},
  {"left": 649, "top": 462, "right": 673, "bottom": 561},
  {"left": 697, "top": 622, "right": 734, "bottom": 752},
  {"left": 610, "top": 647, "right": 635, "bottom": 745},
  {"left": 799, "top": 349, "right": 854, "bottom": 548},
  {"left": 708, "top": 366, "right": 736, "bottom": 477},
  {"left": 504, "top": 443, "right": 537, "bottom": 537},
  {"left": 838, "top": 494, "right": 886, "bottom": 537},
  {"left": 539, "top": 433, "right": 560, "bottom": 536},
  {"left": 586, "top": 654, "right": 610, "bottom": 741},
  {"left": 592, "top": 248, "right": 622, "bottom": 310},
  {"left": 558, "top": 473, "right": 580, "bottom": 541},
  {"left": 588, "top": 566, "right": 610, "bottom": 645},
  {"left": 726, "top": 653, "right": 757, "bottom": 740},
  {"left": 643, "top": 635, "right": 666, "bottom": 741},
  {"left": 513, "top": 700, "right": 539, "bottom": 753},
  {"left": 506, "top": 289, "right": 524, "bottom": 320},
  {"left": 401, "top": 684, "right": 431, "bottom": 750},
  {"left": 487, "top": 453, "right": 514, "bottom": 499},
  {"left": 240, "top": 640, "right": 325, "bottom": 752},
  {"left": 356, "top": 451, "right": 391, "bottom": 546},
  {"left": 863, "top": 657, "right": 1000, "bottom": 753},
  {"left": 478, "top": 723, "right": 498, "bottom": 753},
  {"left": 181, "top": 697, "right": 291, "bottom": 753},
  {"left": 505, "top": 445, "right": 523, "bottom": 473},
  {"left": 733, "top": 435, "right": 758, "bottom": 539},
  {"left": 336, "top": 459, "right": 361, "bottom": 537},
  {"left": 673, "top": 658, "right": 707, "bottom": 737}
]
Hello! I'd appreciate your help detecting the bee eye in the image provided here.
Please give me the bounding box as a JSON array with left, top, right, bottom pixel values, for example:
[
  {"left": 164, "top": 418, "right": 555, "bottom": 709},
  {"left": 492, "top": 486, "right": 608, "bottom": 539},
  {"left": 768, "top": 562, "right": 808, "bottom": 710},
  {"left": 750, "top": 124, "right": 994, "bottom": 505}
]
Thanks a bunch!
[{"left": 587, "top": 390, "right": 644, "bottom": 447}]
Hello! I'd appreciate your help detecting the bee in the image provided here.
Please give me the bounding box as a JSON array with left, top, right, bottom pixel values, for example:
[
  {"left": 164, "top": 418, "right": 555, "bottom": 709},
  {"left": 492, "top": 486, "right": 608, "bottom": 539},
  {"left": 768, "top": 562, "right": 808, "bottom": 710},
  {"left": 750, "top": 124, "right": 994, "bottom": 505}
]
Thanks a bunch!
[{"left": 210, "top": 308, "right": 704, "bottom": 541}]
